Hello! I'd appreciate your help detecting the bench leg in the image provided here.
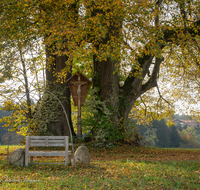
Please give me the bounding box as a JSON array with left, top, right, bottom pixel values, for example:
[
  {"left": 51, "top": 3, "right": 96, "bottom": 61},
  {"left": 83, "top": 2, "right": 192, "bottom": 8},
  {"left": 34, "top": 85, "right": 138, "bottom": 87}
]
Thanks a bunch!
[
  {"left": 30, "top": 156, "right": 33, "bottom": 164},
  {"left": 65, "top": 154, "right": 68, "bottom": 166},
  {"left": 25, "top": 153, "right": 28, "bottom": 167},
  {"left": 68, "top": 154, "right": 71, "bottom": 166}
]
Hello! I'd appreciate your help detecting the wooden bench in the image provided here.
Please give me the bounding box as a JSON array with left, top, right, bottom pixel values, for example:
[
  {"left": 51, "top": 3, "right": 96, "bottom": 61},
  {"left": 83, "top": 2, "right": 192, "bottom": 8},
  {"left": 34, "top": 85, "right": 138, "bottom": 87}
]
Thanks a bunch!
[{"left": 25, "top": 136, "right": 72, "bottom": 167}]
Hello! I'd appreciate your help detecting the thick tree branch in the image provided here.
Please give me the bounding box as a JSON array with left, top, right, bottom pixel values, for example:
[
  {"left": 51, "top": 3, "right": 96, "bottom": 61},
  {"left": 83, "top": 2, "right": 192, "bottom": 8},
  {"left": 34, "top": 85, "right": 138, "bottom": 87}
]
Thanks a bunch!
[
  {"left": 141, "top": 57, "right": 164, "bottom": 94},
  {"left": 122, "top": 53, "right": 153, "bottom": 95}
]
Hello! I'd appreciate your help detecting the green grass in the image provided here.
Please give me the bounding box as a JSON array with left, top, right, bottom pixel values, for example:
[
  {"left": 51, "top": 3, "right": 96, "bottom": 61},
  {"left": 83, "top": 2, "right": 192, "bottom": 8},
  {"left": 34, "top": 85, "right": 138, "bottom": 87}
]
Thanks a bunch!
[{"left": 0, "top": 145, "right": 200, "bottom": 189}]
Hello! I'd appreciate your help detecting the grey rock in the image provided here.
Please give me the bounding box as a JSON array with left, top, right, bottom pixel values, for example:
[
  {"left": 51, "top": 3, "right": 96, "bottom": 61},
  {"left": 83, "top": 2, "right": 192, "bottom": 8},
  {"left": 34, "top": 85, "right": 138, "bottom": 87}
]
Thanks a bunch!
[
  {"left": 10, "top": 148, "right": 25, "bottom": 167},
  {"left": 74, "top": 145, "right": 90, "bottom": 164}
]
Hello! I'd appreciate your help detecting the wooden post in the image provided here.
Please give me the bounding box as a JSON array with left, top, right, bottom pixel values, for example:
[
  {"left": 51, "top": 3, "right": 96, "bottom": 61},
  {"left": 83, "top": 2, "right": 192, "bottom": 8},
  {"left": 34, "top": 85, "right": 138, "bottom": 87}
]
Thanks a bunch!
[{"left": 77, "top": 75, "right": 82, "bottom": 138}]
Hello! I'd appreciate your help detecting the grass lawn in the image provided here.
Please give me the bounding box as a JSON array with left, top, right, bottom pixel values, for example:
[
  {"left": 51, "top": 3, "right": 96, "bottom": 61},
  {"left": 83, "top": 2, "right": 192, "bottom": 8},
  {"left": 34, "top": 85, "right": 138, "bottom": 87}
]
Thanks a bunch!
[{"left": 0, "top": 145, "right": 200, "bottom": 189}]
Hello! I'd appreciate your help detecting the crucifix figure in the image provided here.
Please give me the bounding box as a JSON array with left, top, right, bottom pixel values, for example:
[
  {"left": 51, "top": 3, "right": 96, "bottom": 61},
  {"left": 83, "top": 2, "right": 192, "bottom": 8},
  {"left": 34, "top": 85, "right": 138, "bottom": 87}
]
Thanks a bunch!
[{"left": 70, "top": 75, "right": 88, "bottom": 138}]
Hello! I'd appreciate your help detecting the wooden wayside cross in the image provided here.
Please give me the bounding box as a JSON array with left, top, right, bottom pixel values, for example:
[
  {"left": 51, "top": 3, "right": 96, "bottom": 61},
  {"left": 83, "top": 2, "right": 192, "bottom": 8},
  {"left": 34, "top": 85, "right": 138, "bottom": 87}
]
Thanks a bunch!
[{"left": 66, "top": 73, "right": 92, "bottom": 139}]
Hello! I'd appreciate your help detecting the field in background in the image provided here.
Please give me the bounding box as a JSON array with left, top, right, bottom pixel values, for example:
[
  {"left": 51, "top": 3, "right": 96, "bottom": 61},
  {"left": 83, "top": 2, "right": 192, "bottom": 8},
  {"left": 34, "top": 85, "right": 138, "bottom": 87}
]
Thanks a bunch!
[{"left": 0, "top": 145, "right": 200, "bottom": 189}]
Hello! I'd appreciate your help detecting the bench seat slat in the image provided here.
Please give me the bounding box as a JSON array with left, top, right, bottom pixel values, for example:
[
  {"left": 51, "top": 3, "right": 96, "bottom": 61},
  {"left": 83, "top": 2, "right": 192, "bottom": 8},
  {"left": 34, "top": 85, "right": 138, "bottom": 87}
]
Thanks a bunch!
[
  {"left": 30, "top": 143, "right": 65, "bottom": 147},
  {"left": 30, "top": 140, "right": 65, "bottom": 143},
  {"left": 33, "top": 162, "right": 66, "bottom": 165},
  {"left": 29, "top": 151, "right": 71, "bottom": 156},
  {"left": 30, "top": 136, "right": 65, "bottom": 140}
]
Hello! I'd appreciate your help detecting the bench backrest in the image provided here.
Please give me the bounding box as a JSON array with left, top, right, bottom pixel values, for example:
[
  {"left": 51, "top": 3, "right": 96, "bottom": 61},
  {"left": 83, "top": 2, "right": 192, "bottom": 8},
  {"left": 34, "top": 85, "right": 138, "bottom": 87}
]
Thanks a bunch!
[{"left": 26, "top": 136, "right": 69, "bottom": 147}]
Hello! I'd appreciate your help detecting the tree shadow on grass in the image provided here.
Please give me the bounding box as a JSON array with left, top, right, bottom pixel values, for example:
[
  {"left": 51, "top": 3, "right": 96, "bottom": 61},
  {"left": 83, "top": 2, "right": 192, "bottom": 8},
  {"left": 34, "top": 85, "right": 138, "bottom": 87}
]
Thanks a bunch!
[{"left": 118, "top": 158, "right": 200, "bottom": 172}]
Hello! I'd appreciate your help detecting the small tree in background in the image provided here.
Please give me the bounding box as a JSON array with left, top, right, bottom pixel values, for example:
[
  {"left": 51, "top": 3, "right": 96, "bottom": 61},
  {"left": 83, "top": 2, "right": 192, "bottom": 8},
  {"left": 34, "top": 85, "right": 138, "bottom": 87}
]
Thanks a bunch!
[
  {"left": 153, "top": 119, "right": 171, "bottom": 148},
  {"left": 170, "top": 125, "right": 181, "bottom": 148}
]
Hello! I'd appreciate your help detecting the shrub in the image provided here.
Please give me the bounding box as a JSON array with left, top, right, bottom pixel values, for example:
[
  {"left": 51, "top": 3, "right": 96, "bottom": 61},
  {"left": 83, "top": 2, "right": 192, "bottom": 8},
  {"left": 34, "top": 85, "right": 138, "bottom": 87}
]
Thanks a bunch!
[{"left": 82, "top": 88, "right": 125, "bottom": 148}]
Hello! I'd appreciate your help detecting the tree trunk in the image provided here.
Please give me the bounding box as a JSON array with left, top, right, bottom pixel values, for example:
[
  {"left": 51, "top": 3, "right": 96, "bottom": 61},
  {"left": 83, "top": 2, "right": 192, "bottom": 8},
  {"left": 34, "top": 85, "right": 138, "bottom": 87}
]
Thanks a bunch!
[
  {"left": 33, "top": 44, "right": 75, "bottom": 136},
  {"left": 93, "top": 54, "right": 120, "bottom": 120},
  {"left": 45, "top": 46, "right": 75, "bottom": 136}
]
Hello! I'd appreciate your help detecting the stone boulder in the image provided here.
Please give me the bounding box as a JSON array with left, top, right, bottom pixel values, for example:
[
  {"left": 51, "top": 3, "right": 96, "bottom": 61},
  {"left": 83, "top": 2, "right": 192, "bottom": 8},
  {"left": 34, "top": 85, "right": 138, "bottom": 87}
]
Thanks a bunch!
[
  {"left": 74, "top": 145, "right": 91, "bottom": 164},
  {"left": 9, "top": 148, "right": 25, "bottom": 167}
]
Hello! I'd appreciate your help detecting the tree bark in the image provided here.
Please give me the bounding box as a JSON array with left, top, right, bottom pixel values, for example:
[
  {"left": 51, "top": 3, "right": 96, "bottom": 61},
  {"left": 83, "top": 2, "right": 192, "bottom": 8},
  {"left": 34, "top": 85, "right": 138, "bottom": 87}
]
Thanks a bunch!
[
  {"left": 93, "top": 53, "right": 120, "bottom": 118},
  {"left": 45, "top": 45, "right": 75, "bottom": 136}
]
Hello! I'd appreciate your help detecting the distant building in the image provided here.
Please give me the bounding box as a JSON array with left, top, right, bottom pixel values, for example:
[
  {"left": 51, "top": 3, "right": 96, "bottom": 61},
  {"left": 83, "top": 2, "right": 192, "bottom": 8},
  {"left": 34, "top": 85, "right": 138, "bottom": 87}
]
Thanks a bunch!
[{"left": 174, "top": 119, "right": 200, "bottom": 128}]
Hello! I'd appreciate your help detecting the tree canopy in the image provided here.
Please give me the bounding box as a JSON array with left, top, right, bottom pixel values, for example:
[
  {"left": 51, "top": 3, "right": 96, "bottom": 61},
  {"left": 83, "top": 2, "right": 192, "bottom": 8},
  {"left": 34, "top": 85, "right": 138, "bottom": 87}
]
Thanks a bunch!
[{"left": 0, "top": 0, "right": 200, "bottom": 142}]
